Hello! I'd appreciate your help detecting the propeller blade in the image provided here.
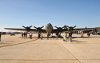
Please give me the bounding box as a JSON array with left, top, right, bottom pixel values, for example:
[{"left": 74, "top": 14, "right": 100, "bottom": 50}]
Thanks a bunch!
[
  {"left": 54, "top": 26, "right": 58, "bottom": 28},
  {"left": 41, "top": 26, "right": 44, "bottom": 28},
  {"left": 34, "top": 26, "right": 37, "bottom": 29}
]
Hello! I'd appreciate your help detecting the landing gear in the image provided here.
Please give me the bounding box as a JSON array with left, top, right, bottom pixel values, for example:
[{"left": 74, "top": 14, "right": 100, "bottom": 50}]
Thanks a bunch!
[
  {"left": 47, "top": 34, "right": 50, "bottom": 39},
  {"left": 38, "top": 34, "right": 41, "bottom": 39},
  {"left": 38, "top": 33, "right": 43, "bottom": 40}
]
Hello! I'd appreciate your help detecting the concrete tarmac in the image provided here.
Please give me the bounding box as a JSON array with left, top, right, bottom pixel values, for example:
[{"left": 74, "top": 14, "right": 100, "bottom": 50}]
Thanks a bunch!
[{"left": 0, "top": 34, "right": 100, "bottom": 63}]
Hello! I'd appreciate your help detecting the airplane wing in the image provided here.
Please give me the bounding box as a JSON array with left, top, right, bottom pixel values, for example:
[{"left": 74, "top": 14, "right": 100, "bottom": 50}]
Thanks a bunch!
[
  {"left": 73, "top": 28, "right": 96, "bottom": 33},
  {"left": 4, "top": 28, "right": 34, "bottom": 31},
  {"left": 4, "top": 27, "right": 96, "bottom": 33},
  {"left": 52, "top": 29, "right": 67, "bottom": 33},
  {"left": 74, "top": 28, "right": 95, "bottom": 30},
  {"left": 4, "top": 28, "right": 47, "bottom": 33}
]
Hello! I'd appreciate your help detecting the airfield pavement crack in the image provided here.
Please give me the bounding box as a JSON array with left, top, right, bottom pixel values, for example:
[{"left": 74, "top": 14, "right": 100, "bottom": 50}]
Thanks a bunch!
[
  {"left": 0, "top": 38, "right": 38, "bottom": 48},
  {"left": 60, "top": 41, "right": 81, "bottom": 63}
]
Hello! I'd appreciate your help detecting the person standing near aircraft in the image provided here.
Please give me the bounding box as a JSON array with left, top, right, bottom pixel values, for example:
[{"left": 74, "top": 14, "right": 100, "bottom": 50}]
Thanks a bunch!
[
  {"left": 29, "top": 32, "right": 32, "bottom": 39},
  {"left": 87, "top": 32, "right": 91, "bottom": 37},
  {"left": 0, "top": 32, "right": 1, "bottom": 41},
  {"left": 23, "top": 32, "right": 27, "bottom": 39},
  {"left": 23, "top": 32, "right": 26, "bottom": 39},
  {"left": 69, "top": 31, "right": 72, "bottom": 42},
  {"left": 40, "top": 33, "right": 43, "bottom": 40},
  {"left": 68, "top": 26, "right": 76, "bottom": 42},
  {"left": 81, "top": 31, "right": 84, "bottom": 38},
  {"left": 63, "top": 31, "right": 68, "bottom": 42},
  {"left": 25, "top": 32, "right": 28, "bottom": 38},
  {"left": 21, "top": 32, "right": 24, "bottom": 38}
]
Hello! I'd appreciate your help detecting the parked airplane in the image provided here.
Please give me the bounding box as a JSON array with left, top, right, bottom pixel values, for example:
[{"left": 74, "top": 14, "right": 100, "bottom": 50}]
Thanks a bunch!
[
  {"left": 74, "top": 27, "right": 95, "bottom": 37},
  {"left": 4, "top": 23, "right": 96, "bottom": 39}
]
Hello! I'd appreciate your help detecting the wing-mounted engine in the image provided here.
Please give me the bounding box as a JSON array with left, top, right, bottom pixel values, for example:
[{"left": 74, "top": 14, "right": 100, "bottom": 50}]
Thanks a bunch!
[
  {"left": 34, "top": 26, "right": 44, "bottom": 33},
  {"left": 22, "top": 25, "right": 32, "bottom": 32}
]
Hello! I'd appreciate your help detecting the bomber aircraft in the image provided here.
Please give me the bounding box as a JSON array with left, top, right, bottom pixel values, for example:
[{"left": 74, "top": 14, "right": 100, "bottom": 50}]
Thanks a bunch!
[{"left": 4, "top": 23, "right": 97, "bottom": 39}]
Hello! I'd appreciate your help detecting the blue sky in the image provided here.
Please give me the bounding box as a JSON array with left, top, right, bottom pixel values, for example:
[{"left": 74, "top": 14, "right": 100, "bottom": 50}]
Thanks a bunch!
[{"left": 0, "top": 0, "right": 100, "bottom": 31}]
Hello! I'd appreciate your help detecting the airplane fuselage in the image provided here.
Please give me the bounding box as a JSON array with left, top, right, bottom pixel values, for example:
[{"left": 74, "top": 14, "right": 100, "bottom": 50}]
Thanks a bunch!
[
  {"left": 45, "top": 23, "right": 53, "bottom": 38},
  {"left": 45, "top": 23, "right": 53, "bottom": 33}
]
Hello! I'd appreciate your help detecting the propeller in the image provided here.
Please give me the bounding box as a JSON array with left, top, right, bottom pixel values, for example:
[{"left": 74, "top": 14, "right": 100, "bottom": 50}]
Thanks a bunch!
[
  {"left": 54, "top": 26, "right": 58, "bottom": 28},
  {"left": 22, "top": 25, "right": 25, "bottom": 28},
  {"left": 74, "top": 25, "right": 76, "bottom": 28},
  {"left": 29, "top": 25, "right": 32, "bottom": 28},
  {"left": 40, "top": 26, "right": 44, "bottom": 29},
  {"left": 34, "top": 26, "right": 44, "bottom": 29},
  {"left": 22, "top": 25, "right": 32, "bottom": 28},
  {"left": 22, "top": 25, "right": 32, "bottom": 32},
  {"left": 34, "top": 26, "right": 37, "bottom": 29},
  {"left": 63, "top": 25, "right": 69, "bottom": 29}
]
